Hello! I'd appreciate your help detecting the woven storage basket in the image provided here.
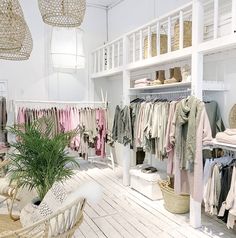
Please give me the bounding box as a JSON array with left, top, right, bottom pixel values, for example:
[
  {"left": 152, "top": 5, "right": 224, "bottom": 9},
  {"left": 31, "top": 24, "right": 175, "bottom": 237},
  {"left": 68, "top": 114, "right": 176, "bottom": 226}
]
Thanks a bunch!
[
  {"left": 144, "top": 33, "right": 167, "bottom": 59},
  {"left": 158, "top": 180, "right": 190, "bottom": 214},
  {"left": 173, "top": 21, "right": 192, "bottom": 51},
  {"left": 229, "top": 104, "right": 236, "bottom": 128}
]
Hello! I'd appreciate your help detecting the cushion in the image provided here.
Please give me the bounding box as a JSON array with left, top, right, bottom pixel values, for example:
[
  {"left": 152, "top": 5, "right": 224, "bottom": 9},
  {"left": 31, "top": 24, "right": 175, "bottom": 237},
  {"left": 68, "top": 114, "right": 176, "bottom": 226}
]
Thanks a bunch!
[{"left": 20, "top": 175, "right": 102, "bottom": 235}]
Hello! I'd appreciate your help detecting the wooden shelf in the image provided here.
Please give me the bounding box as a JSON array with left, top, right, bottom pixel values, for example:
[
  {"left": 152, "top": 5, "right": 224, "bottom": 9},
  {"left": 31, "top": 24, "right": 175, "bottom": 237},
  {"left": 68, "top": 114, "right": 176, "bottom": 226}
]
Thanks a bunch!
[{"left": 129, "top": 82, "right": 191, "bottom": 91}]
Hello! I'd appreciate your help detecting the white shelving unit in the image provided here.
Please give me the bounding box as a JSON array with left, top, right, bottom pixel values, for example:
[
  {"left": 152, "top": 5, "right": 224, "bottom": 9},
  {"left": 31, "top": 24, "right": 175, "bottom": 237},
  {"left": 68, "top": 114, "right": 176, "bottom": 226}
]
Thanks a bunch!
[
  {"left": 90, "top": 0, "right": 236, "bottom": 230},
  {"left": 129, "top": 82, "right": 191, "bottom": 91}
]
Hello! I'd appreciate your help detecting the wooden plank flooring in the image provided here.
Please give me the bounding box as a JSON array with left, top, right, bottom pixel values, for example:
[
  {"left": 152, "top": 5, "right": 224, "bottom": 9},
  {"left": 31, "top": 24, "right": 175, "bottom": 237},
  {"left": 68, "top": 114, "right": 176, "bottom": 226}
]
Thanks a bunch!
[
  {"left": 1, "top": 159, "right": 235, "bottom": 238},
  {"left": 72, "top": 160, "right": 236, "bottom": 238}
]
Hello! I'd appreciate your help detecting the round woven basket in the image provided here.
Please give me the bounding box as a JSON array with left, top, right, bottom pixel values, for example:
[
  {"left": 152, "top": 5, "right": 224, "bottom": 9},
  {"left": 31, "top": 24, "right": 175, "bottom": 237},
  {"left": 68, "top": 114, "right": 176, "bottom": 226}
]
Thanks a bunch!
[{"left": 158, "top": 180, "right": 190, "bottom": 214}]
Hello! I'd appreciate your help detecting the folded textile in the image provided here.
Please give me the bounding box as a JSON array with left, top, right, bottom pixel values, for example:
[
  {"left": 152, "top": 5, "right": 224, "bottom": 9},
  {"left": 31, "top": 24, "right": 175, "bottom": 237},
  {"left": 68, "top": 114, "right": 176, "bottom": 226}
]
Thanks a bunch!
[
  {"left": 134, "top": 83, "right": 150, "bottom": 88},
  {"left": 224, "top": 129, "right": 236, "bottom": 136},
  {"left": 216, "top": 130, "right": 236, "bottom": 145},
  {"left": 134, "top": 78, "right": 151, "bottom": 84}
]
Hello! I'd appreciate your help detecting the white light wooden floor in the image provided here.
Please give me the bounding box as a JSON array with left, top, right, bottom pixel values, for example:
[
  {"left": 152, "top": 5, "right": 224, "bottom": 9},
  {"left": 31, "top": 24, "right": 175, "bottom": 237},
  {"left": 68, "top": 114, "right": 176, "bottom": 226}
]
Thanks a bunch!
[
  {"left": 72, "top": 160, "right": 236, "bottom": 238},
  {"left": 0, "top": 160, "right": 235, "bottom": 238}
]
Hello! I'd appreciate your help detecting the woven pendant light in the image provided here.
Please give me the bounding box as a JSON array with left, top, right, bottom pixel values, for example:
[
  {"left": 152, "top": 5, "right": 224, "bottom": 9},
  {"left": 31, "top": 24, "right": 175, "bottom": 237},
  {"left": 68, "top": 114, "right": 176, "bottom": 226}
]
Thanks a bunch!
[
  {"left": 38, "top": 0, "right": 86, "bottom": 27},
  {"left": 0, "top": 0, "right": 26, "bottom": 52},
  {"left": 0, "top": 23, "right": 33, "bottom": 60}
]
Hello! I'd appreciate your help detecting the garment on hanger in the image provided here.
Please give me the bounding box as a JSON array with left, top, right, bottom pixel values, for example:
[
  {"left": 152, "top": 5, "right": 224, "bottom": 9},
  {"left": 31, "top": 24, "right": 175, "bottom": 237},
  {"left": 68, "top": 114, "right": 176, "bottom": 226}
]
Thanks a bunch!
[
  {"left": 16, "top": 106, "right": 108, "bottom": 159},
  {"left": 0, "top": 97, "right": 8, "bottom": 149},
  {"left": 173, "top": 99, "right": 212, "bottom": 203},
  {"left": 205, "top": 101, "right": 225, "bottom": 138},
  {"left": 218, "top": 165, "right": 236, "bottom": 229}
]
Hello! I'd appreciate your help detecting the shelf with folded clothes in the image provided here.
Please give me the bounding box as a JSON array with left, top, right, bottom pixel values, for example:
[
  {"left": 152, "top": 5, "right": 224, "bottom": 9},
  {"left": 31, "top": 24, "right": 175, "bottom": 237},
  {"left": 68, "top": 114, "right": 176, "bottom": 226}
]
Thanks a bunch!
[{"left": 204, "top": 139, "right": 236, "bottom": 151}]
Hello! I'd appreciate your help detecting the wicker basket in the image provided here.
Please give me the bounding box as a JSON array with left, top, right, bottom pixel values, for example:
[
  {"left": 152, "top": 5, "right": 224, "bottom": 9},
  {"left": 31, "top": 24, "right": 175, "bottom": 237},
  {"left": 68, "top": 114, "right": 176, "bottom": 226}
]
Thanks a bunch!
[
  {"left": 144, "top": 33, "right": 167, "bottom": 59},
  {"left": 229, "top": 104, "right": 236, "bottom": 129},
  {"left": 158, "top": 180, "right": 190, "bottom": 214},
  {"left": 173, "top": 20, "right": 192, "bottom": 51}
]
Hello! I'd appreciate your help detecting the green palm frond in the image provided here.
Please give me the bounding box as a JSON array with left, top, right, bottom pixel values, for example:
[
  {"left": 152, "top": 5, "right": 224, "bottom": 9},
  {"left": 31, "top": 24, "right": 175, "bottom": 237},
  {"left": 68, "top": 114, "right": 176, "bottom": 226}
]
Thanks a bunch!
[{"left": 8, "top": 116, "right": 80, "bottom": 200}]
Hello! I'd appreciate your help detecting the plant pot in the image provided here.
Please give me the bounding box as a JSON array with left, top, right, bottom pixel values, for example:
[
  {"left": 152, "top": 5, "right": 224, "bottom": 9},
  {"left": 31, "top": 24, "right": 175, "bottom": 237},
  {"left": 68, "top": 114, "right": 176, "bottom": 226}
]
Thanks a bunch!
[{"left": 32, "top": 197, "right": 41, "bottom": 207}]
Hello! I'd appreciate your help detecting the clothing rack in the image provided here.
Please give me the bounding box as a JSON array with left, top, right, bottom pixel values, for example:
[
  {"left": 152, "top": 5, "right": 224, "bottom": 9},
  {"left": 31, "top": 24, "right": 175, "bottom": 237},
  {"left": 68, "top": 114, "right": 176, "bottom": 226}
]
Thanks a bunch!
[
  {"left": 130, "top": 88, "right": 191, "bottom": 101},
  {"left": 13, "top": 100, "right": 108, "bottom": 109},
  {"left": 131, "top": 88, "right": 191, "bottom": 96}
]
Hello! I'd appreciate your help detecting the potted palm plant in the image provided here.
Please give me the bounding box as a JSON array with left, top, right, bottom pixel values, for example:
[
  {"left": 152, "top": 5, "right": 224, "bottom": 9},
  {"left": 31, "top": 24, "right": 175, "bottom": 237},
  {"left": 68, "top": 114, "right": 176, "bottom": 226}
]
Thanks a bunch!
[{"left": 8, "top": 117, "right": 79, "bottom": 202}]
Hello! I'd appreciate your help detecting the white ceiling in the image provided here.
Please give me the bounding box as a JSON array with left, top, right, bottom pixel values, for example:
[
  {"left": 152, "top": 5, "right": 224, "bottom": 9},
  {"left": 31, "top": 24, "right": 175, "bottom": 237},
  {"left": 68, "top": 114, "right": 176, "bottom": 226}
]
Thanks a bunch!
[{"left": 87, "top": 0, "right": 118, "bottom": 7}]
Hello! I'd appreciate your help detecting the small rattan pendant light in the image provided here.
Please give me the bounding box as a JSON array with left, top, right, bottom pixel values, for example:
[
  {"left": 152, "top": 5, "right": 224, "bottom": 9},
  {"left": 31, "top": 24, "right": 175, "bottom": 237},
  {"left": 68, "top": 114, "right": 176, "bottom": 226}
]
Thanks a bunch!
[
  {"left": 0, "top": 0, "right": 26, "bottom": 52},
  {"left": 0, "top": 0, "right": 33, "bottom": 60},
  {"left": 38, "top": 0, "right": 86, "bottom": 27}
]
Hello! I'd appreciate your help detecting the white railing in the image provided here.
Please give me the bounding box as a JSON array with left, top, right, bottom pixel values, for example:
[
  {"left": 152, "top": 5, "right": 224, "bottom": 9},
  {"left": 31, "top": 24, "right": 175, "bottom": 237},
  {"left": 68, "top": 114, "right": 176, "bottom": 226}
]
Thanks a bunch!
[
  {"left": 126, "top": 2, "right": 193, "bottom": 64},
  {"left": 92, "top": 37, "right": 123, "bottom": 75},
  {"left": 91, "top": 0, "right": 236, "bottom": 77}
]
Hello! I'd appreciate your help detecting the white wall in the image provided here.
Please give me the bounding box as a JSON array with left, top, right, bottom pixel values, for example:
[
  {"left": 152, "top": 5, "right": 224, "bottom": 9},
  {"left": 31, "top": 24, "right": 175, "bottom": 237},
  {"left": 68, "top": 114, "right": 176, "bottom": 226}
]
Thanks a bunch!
[
  {"left": 108, "top": 0, "right": 192, "bottom": 40},
  {"left": 0, "top": 2, "right": 107, "bottom": 102}
]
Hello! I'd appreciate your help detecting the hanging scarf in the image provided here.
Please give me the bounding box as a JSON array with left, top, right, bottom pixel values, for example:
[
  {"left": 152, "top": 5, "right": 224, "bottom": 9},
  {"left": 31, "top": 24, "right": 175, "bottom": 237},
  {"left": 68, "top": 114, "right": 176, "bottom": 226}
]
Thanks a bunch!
[{"left": 175, "top": 96, "right": 202, "bottom": 171}]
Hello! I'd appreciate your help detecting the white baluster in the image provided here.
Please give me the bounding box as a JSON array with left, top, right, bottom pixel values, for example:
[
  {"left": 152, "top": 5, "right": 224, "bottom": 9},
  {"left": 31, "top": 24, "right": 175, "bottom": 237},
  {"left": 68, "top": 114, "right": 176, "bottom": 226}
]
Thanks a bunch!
[
  {"left": 117, "top": 41, "right": 120, "bottom": 67},
  {"left": 213, "top": 0, "right": 219, "bottom": 39},
  {"left": 112, "top": 44, "right": 115, "bottom": 69},
  {"left": 132, "top": 33, "right": 136, "bottom": 62},
  {"left": 107, "top": 46, "right": 110, "bottom": 70},
  {"left": 139, "top": 29, "right": 143, "bottom": 61},
  {"left": 168, "top": 16, "right": 171, "bottom": 52},
  {"left": 102, "top": 48, "right": 105, "bottom": 71},
  {"left": 179, "top": 10, "right": 184, "bottom": 50},
  {"left": 156, "top": 21, "right": 160, "bottom": 56},
  {"left": 147, "top": 26, "right": 151, "bottom": 58},
  {"left": 98, "top": 50, "right": 101, "bottom": 72},
  {"left": 94, "top": 52, "right": 97, "bottom": 73}
]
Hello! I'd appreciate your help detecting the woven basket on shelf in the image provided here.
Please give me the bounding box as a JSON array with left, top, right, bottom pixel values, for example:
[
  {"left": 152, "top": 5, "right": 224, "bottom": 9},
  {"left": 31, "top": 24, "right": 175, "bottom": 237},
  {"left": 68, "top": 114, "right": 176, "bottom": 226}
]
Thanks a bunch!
[
  {"left": 158, "top": 180, "right": 190, "bottom": 214},
  {"left": 173, "top": 20, "right": 192, "bottom": 51},
  {"left": 229, "top": 104, "right": 236, "bottom": 128},
  {"left": 144, "top": 33, "right": 167, "bottom": 59}
]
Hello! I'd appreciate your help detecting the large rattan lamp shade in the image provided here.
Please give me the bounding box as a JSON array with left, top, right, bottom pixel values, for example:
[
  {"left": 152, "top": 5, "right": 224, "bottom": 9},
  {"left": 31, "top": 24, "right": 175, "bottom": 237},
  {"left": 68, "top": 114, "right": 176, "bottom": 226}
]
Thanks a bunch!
[
  {"left": 0, "top": 0, "right": 26, "bottom": 52},
  {"left": 0, "top": 24, "right": 33, "bottom": 60},
  {"left": 0, "top": 0, "right": 33, "bottom": 60},
  {"left": 38, "top": 0, "right": 86, "bottom": 27}
]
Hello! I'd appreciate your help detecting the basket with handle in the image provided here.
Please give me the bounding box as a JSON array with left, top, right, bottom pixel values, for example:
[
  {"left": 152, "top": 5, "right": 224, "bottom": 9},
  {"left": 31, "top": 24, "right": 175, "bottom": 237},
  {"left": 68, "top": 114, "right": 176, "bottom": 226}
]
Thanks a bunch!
[{"left": 158, "top": 179, "right": 190, "bottom": 214}]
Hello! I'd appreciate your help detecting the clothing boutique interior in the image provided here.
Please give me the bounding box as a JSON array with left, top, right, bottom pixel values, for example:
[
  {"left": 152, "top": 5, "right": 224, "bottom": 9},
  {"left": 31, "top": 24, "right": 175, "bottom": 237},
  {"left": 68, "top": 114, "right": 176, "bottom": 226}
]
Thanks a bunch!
[{"left": 1, "top": 0, "right": 236, "bottom": 237}]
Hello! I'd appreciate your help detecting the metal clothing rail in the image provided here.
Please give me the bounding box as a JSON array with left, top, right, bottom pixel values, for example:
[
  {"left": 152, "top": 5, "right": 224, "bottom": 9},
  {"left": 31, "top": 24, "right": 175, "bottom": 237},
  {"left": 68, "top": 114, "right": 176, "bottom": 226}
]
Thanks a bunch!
[
  {"left": 13, "top": 100, "right": 109, "bottom": 110},
  {"left": 130, "top": 88, "right": 191, "bottom": 96},
  {"left": 14, "top": 100, "right": 106, "bottom": 105}
]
